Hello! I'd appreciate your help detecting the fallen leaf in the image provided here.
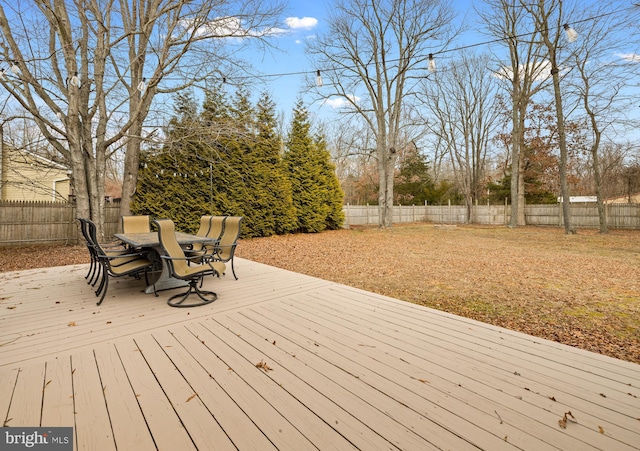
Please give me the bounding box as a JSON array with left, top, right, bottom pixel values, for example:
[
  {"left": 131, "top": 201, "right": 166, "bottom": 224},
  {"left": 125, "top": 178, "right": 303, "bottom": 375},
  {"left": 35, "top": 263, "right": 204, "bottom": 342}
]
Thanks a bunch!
[
  {"left": 559, "top": 411, "right": 577, "bottom": 429},
  {"left": 186, "top": 393, "right": 197, "bottom": 402},
  {"left": 7, "top": 306, "right": 16, "bottom": 310},
  {"left": 68, "top": 321, "right": 77, "bottom": 327},
  {"left": 598, "top": 426, "right": 604, "bottom": 434},
  {"left": 256, "top": 360, "right": 273, "bottom": 372}
]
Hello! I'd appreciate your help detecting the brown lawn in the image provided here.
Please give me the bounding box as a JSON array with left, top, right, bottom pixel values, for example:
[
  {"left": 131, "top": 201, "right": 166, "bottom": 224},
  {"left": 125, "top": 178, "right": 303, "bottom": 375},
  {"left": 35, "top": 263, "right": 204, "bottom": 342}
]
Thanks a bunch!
[{"left": 2, "top": 224, "right": 639, "bottom": 363}]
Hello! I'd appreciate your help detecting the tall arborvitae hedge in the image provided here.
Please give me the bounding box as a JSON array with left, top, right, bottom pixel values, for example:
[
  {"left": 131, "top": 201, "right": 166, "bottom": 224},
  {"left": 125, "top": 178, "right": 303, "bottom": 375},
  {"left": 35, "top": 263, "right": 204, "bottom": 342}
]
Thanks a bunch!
[
  {"left": 284, "top": 100, "right": 344, "bottom": 232},
  {"left": 133, "top": 87, "right": 315, "bottom": 237},
  {"left": 249, "top": 92, "right": 298, "bottom": 235}
]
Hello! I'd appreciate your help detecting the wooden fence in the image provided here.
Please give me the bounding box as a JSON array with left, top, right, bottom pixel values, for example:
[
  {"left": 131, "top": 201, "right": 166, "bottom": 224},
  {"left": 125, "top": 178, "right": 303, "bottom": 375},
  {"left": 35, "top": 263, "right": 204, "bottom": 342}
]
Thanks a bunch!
[
  {"left": 0, "top": 200, "right": 638, "bottom": 247},
  {"left": 0, "top": 201, "right": 121, "bottom": 247},
  {"left": 343, "top": 203, "right": 640, "bottom": 229}
]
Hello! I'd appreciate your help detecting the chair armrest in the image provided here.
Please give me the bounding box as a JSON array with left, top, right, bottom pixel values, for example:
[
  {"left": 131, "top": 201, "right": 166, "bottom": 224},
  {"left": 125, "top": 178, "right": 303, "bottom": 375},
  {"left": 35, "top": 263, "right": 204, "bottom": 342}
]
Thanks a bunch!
[{"left": 159, "top": 254, "right": 204, "bottom": 263}]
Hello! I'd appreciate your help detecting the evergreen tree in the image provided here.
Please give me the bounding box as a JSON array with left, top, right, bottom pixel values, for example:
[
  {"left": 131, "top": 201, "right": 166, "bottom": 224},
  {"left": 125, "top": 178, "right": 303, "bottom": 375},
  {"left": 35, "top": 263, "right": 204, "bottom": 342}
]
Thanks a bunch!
[
  {"left": 284, "top": 100, "right": 344, "bottom": 232},
  {"left": 314, "top": 133, "right": 345, "bottom": 230},
  {"left": 251, "top": 91, "right": 298, "bottom": 235},
  {"left": 134, "top": 91, "right": 337, "bottom": 237},
  {"left": 394, "top": 149, "right": 435, "bottom": 205}
]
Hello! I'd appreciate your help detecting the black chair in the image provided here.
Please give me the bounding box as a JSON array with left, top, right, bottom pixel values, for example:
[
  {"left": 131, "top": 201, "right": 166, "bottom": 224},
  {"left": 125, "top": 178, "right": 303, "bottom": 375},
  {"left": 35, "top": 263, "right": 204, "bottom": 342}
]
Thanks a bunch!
[
  {"left": 77, "top": 218, "right": 130, "bottom": 287},
  {"left": 80, "top": 218, "right": 154, "bottom": 305},
  {"left": 154, "top": 218, "right": 226, "bottom": 307}
]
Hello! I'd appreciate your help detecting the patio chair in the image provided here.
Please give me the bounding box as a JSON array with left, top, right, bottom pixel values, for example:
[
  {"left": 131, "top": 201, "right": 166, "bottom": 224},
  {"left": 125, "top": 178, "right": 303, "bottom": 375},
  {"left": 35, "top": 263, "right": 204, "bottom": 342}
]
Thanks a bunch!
[
  {"left": 85, "top": 220, "right": 154, "bottom": 305},
  {"left": 185, "top": 215, "right": 227, "bottom": 262},
  {"left": 78, "top": 218, "right": 132, "bottom": 287},
  {"left": 184, "top": 215, "right": 212, "bottom": 254},
  {"left": 153, "top": 218, "right": 226, "bottom": 308},
  {"left": 210, "top": 216, "right": 243, "bottom": 280},
  {"left": 208, "top": 215, "right": 227, "bottom": 242},
  {"left": 78, "top": 218, "right": 100, "bottom": 283},
  {"left": 121, "top": 215, "right": 151, "bottom": 234}
]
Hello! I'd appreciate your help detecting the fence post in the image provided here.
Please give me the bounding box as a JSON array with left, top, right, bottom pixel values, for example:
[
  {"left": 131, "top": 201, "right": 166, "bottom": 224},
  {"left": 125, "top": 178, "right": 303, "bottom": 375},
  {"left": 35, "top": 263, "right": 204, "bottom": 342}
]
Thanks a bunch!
[
  {"left": 345, "top": 203, "right": 350, "bottom": 228},
  {"left": 504, "top": 197, "right": 507, "bottom": 225}
]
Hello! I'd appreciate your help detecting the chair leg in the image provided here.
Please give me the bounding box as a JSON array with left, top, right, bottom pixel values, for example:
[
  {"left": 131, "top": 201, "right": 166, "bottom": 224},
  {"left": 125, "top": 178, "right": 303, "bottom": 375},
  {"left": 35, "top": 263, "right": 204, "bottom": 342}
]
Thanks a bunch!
[
  {"left": 167, "top": 279, "right": 217, "bottom": 308},
  {"left": 85, "top": 258, "right": 94, "bottom": 281},
  {"left": 95, "top": 269, "right": 106, "bottom": 298},
  {"left": 90, "top": 262, "right": 102, "bottom": 287},
  {"left": 231, "top": 258, "right": 238, "bottom": 280},
  {"left": 96, "top": 274, "right": 109, "bottom": 306}
]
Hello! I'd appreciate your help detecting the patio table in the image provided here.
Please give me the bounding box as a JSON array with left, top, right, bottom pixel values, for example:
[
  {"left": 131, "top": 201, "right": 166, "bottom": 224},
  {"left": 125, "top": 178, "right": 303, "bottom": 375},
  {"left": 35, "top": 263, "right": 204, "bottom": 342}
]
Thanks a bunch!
[{"left": 115, "top": 231, "right": 215, "bottom": 294}]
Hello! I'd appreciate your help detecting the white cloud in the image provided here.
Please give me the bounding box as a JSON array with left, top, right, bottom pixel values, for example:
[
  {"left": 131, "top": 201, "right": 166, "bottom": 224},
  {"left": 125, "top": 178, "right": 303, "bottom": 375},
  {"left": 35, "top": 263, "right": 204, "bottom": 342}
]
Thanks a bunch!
[
  {"left": 616, "top": 53, "right": 640, "bottom": 63},
  {"left": 285, "top": 17, "right": 318, "bottom": 30},
  {"left": 324, "top": 95, "right": 360, "bottom": 109}
]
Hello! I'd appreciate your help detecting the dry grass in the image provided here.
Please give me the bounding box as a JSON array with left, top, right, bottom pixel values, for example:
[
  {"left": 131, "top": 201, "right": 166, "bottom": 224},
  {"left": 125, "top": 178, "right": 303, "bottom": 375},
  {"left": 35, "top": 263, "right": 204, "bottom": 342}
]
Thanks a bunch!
[{"left": 1, "top": 223, "right": 639, "bottom": 363}]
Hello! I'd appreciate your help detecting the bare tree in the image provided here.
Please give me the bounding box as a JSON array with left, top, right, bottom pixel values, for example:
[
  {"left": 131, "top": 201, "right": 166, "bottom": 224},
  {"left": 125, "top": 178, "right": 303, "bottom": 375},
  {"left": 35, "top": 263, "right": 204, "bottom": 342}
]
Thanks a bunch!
[
  {"left": 422, "top": 51, "right": 501, "bottom": 221},
  {"left": 0, "top": 0, "right": 284, "bottom": 239},
  {"left": 306, "top": 0, "right": 457, "bottom": 227},
  {"left": 566, "top": 1, "right": 640, "bottom": 233},
  {"left": 477, "top": 0, "right": 549, "bottom": 228},
  {"left": 520, "top": 0, "right": 583, "bottom": 234}
]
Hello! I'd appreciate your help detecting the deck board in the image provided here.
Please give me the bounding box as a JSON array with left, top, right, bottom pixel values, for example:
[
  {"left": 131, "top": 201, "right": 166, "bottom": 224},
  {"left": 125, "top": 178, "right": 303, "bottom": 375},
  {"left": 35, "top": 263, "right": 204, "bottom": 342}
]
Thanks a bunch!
[
  {"left": 1, "top": 258, "right": 639, "bottom": 450},
  {"left": 114, "top": 340, "right": 197, "bottom": 451},
  {"left": 71, "top": 351, "right": 116, "bottom": 451},
  {"left": 41, "top": 357, "right": 75, "bottom": 429},
  {"left": 92, "top": 344, "right": 156, "bottom": 450}
]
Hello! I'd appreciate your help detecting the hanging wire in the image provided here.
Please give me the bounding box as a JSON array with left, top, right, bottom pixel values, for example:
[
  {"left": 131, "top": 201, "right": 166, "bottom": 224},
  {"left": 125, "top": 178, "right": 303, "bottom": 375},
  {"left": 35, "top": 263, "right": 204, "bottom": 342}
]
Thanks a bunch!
[{"left": 0, "top": 5, "right": 632, "bottom": 89}]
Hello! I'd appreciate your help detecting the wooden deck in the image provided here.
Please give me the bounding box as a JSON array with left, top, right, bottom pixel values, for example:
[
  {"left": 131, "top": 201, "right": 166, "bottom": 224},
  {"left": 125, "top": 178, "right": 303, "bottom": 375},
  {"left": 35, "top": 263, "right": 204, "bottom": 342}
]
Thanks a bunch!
[{"left": 1, "top": 258, "right": 639, "bottom": 450}]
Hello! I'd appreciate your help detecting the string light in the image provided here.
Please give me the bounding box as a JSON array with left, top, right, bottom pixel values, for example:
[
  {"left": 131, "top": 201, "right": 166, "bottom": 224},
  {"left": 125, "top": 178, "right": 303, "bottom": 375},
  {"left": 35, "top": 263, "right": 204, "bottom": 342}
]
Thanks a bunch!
[
  {"left": 0, "top": 6, "right": 624, "bottom": 95},
  {"left": 563, "top": 24, "right": 578, "bottom": 43},
  {"left": 70, "top": 71, "right": 80, "bottom": 87},
  {"left": 428, "top": 54, "right": 436, "bottom": 73},
  {"left": 137, "top": 77, "right": 147, "bottom": 92}
]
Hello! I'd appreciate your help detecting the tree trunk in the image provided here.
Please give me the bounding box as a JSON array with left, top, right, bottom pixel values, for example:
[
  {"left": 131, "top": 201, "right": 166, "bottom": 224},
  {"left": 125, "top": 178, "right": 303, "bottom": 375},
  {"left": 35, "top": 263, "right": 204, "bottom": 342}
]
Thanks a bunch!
[
  {"left": 509, "top": 100, "right": 520, "bottom": 228},
  {"left": 549, "top": 62, "right": 573, "bottom": 234},
  {"left": 378, "top": 144, "right": 396, "bottom": 228}
]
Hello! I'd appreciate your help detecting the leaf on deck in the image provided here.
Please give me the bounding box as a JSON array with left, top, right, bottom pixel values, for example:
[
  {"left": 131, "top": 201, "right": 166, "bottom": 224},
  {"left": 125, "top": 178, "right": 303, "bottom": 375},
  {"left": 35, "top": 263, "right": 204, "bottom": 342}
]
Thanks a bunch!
[
  {"left": 559, "top": 411, "right": 577, "bottom": 429},
  {"left": 256, "top": 360, "right": 273, "bottom": 372}
]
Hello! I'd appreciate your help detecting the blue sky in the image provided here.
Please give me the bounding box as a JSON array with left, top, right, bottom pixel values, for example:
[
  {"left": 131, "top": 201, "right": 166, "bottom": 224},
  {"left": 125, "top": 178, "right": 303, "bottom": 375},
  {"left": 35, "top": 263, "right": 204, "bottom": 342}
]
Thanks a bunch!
[
  {"left": 241, "top": 1, "right": 332, "bottom": 120},
  {"left": 245, "top": 0, "right": 640, "bottom": 134}
]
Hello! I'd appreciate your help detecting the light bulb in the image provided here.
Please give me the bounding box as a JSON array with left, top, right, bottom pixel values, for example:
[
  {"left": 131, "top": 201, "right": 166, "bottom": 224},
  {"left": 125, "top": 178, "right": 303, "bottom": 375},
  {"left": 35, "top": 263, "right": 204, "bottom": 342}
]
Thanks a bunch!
[
  {"left": 564, "top": 24, "right": 578, "bottom": 43},
  {"left": 316, "top": 70, "right": 323, "bottom": 87},
  {"left": 428, "top": 54, "right": 436, "bottom": 73},
  {"left": 70, "top": 72, "right": 80, "bottom": 88},
  {"left": 137, "top": 78, "right": 147, "bottom": 92}
]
